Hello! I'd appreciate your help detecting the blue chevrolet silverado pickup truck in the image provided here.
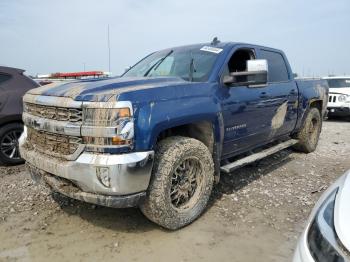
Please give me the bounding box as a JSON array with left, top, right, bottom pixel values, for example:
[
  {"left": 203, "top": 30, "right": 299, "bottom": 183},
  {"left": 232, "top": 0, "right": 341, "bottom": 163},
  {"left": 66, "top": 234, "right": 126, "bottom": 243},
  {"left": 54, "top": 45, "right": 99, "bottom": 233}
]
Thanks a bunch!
[{"left": 19, "top": 40, "right": 328, "bottom": 229}]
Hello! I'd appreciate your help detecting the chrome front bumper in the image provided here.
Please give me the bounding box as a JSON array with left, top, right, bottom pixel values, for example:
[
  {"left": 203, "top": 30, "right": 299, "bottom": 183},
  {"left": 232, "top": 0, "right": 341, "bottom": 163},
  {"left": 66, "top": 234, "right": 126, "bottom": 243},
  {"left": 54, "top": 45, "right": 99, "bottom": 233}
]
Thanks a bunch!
[{"left": 19, "top": 129, "right": 154, "bottom": 197}]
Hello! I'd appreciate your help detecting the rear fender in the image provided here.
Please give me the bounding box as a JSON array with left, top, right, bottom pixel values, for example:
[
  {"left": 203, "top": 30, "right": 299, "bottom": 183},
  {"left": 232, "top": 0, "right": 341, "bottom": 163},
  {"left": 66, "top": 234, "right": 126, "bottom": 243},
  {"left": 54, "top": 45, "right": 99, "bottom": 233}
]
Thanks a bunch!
[{"left": 295, "top": 81, "right": 328, "bottom": 131}]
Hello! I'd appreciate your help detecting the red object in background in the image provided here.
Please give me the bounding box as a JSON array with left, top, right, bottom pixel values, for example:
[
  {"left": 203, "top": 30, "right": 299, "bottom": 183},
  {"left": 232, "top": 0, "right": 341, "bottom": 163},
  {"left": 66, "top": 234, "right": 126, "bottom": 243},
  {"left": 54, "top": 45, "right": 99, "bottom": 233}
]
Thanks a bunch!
[
  {"left": 51, "top": 71, "right": 105, "bottom": 78},
  {"left": 34, "top": 70, "right": 110, "bottom": 85}
]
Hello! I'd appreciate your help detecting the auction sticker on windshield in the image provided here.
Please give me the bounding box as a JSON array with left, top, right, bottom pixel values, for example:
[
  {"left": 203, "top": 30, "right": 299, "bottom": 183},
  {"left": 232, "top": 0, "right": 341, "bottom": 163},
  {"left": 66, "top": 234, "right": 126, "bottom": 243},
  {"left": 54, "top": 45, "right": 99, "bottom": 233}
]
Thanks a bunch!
[{"left": 200, "top": 46, "right": 223, "bottom": 54}]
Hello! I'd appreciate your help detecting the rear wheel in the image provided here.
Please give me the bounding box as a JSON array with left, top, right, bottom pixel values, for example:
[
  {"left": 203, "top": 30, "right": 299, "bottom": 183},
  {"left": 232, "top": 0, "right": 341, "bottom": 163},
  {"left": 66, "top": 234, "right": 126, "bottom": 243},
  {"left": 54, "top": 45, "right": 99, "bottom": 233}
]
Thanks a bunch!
[
  {"left": 0, "top": 123, "right": 24, "bottom": 165},
  {"left": 293, "top": 107, "right": 322, "bottom": 153},
  {"left": 140, "top": 136, "right": 214, "bottom": 230}
]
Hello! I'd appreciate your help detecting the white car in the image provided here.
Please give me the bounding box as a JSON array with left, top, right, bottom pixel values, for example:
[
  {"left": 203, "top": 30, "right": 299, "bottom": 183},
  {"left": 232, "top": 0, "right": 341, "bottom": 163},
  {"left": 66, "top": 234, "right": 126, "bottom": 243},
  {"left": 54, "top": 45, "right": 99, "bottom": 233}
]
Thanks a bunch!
[
  {"left": 323, "top": 76, "right": 350, "bottom": 118},
  {"left": 293, "top": 170, "right": 350, "bottom": 261}
]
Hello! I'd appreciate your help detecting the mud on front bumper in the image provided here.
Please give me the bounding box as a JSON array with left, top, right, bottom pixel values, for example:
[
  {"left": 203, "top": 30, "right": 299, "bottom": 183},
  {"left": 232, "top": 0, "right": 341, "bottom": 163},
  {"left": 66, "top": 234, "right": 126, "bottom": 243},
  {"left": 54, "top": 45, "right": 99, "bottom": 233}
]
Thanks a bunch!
[{"left": 19, "top": 129, "right": 154, "bottom": 208}]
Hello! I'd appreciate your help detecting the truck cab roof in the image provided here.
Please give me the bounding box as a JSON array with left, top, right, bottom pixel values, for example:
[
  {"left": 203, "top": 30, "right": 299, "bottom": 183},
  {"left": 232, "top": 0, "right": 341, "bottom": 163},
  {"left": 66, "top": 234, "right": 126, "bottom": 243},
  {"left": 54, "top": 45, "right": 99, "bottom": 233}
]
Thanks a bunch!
[{"left": 160, "top": 41, "right": 284, "bottom": 54}]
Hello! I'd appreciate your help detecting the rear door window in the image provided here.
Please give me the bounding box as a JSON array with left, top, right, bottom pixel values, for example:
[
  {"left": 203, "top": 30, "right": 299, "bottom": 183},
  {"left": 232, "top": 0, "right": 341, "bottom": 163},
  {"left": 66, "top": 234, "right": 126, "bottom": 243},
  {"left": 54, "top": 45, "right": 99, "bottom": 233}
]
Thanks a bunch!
[{"left": 260, "top": 50, "right": 289, "bottom": 82}]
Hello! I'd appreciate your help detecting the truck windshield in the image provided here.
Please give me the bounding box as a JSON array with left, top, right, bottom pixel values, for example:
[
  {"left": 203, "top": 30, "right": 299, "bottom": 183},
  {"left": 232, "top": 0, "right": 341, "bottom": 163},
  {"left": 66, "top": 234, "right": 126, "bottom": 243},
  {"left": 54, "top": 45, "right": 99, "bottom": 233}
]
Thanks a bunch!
[
  {"left": 122, "top": 47, "right": 220, "bottom": 82},
  {"left": 326, "top": 79, "right": 350, "bottom": 88}
]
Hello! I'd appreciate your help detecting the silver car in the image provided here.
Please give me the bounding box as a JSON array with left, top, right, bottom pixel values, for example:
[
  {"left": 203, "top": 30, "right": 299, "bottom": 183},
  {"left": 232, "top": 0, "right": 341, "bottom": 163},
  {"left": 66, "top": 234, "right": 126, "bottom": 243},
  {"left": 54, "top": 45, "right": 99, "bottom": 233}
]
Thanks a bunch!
[{"left": 294, "top": 170, "right": 350, "bottom": 261}]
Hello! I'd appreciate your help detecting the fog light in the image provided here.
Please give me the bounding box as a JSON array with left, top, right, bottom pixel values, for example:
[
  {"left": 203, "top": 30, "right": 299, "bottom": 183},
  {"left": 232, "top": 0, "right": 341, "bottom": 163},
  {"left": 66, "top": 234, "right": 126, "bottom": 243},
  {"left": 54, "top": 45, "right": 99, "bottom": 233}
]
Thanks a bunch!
[{"left": 96, "top": 167, "right": 111, "bottom": 188}]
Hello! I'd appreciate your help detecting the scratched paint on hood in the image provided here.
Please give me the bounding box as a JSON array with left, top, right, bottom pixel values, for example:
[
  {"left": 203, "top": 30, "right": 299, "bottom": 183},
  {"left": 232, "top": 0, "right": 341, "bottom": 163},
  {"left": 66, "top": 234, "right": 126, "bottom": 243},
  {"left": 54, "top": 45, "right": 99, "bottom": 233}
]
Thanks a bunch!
[{"left": 27, "top": 77, "right": 188, "bottom": 102}]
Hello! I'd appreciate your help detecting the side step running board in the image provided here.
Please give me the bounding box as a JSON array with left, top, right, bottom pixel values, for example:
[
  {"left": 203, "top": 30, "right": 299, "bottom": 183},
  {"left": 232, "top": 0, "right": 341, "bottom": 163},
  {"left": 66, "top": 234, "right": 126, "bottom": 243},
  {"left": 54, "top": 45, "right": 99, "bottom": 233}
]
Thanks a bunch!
[{"left": 220, "top": 139, "right": 298, "bottom": 174}]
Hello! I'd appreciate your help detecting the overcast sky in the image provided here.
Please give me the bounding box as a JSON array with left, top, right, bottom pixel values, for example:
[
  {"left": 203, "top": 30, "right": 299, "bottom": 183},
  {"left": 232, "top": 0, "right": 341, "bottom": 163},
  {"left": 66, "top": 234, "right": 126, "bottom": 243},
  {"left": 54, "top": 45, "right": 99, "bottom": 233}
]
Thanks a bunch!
[{"left": 0, "top": 0, "right": 349, "bottom": 77}]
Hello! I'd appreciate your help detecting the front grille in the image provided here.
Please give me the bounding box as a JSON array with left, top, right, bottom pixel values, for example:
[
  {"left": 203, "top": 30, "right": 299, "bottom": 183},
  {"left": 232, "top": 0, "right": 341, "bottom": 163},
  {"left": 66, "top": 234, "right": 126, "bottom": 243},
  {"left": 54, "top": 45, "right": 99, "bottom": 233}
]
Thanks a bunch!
[
  {"left": 328, "top": 95, "right": 337, "bottom": 103},
  {"left": 24, "top": 102, "right": 82, "bottom": 122},
  {"left": 27, "top": 128, "right": 82, "bottom": 156}
]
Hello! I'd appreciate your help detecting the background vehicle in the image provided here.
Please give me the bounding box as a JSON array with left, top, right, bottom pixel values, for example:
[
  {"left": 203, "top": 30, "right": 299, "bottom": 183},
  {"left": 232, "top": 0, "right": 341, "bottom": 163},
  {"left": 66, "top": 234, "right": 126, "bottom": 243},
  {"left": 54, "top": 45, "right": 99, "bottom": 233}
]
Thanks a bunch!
[
  {"left": 33, "top": 71, "right": 111, "bottom": 86},
  {"left": 19, "top": 41, "right": 328, "bottom": 229},
  {"left": 323, "top": 76, "right": 350, "bottom": 119},
  {"left": 293, "top": 170, "right": 350, "bottom": 262},
  {"left": 0, "top": 66, "right": 39, "bottom": 165}
]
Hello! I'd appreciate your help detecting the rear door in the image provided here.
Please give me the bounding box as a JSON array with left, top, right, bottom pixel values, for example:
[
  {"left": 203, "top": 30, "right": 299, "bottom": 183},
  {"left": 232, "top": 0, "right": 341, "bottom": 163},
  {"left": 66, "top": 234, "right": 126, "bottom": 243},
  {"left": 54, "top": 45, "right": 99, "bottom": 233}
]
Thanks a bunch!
[{"left": 257, "top": 49, "right": 298, "bottom": 138}]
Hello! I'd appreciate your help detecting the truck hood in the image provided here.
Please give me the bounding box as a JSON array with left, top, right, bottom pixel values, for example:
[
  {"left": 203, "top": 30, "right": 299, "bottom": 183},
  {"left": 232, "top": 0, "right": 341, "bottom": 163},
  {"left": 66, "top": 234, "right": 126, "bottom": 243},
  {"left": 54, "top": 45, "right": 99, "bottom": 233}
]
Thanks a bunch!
[
  {"left": 329, "top": 88, "right": 350, "bottom": 96},
  {"left": 27, "top": 76, "right": 188, "bottom": 102},
  {"left": 334, "top": 170, "right": 350, "bottom": 252}
]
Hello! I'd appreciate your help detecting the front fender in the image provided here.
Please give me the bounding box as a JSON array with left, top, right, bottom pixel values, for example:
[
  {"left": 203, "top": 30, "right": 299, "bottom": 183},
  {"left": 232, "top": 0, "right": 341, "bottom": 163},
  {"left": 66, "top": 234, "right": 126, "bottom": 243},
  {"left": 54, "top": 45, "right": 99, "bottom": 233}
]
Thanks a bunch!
[{"left": 133, "top": 97, "right": 223, "bottom": 153}]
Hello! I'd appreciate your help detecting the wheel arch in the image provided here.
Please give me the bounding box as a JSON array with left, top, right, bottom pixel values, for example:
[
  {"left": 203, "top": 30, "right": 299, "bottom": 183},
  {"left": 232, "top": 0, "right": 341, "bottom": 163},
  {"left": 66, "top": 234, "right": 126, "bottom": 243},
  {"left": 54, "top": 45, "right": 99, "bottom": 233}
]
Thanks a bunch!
[
  {"left": 309, "top": 99, "right": 323, "bottom": 112},
  {"left": 0, "top": 115, "right": 23, "bottom": 128},
  {"left": 152, "top": 115, "right": 224, "bottom": 183},
  {"left": 294, "top": 98, "right": 324, "bottom": 134}
]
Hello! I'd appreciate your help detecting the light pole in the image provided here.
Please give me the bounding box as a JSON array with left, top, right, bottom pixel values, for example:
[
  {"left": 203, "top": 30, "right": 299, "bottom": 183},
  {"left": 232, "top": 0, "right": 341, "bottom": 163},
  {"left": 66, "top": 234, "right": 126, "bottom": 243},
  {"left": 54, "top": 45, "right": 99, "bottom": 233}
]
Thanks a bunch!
[{"left": 108, "top": 25, "right": 111, "bottom": 73}]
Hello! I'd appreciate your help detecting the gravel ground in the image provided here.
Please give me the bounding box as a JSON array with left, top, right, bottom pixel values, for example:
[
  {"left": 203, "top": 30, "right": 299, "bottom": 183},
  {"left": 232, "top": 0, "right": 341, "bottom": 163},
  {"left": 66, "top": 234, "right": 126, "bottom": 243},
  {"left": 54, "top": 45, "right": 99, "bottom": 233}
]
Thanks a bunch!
[{"left": 0, "top": 119, "right": 349, "bottom": 262}]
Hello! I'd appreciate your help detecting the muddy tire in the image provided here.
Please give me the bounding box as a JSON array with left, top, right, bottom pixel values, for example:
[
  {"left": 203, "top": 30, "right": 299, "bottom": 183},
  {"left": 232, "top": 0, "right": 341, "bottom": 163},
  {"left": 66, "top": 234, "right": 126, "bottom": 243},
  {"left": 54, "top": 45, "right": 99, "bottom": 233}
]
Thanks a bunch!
[
  {"left": 140, "top": 136, "right": 214, "bottom": 230},
  {"left": 293, "top": 107, "right": 322, "bottom": 153},
  {"left": 0, "top": 123, "right": 24, "bottom": 165}
]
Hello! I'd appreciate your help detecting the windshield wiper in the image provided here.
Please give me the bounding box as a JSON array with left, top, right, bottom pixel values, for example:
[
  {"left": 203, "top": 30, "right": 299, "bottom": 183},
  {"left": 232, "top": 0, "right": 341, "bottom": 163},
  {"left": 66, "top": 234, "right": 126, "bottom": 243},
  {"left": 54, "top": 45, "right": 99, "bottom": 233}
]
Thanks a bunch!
[
  {"left": 189, "top": 56, "right": 197, "bottom": 82},
  {"left": 144, "top": 50, "right": 173, "bottom": 77}
]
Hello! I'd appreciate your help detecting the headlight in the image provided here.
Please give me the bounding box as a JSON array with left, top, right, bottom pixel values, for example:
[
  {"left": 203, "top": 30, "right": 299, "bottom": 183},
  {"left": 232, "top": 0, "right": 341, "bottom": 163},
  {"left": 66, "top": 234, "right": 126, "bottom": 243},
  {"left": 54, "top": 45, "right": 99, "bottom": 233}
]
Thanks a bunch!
[
  {"left": 81, "top": 101, "right": 134, "bottom": 150},
  {"left": 338, "top": 95, "right": 347, "bottom": 103},
  {"left": 82, "top": 107, "right": 131, "bottom": 126},
  {"left": 307, "top": 189, "right": 349, "bottom": 261}
]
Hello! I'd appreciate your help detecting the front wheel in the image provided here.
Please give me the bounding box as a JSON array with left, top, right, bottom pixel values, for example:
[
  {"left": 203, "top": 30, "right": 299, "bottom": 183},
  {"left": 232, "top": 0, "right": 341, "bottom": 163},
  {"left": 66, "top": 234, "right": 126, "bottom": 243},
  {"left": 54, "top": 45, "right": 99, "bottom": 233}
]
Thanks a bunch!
[
  {"left": 293, "top": 107, "right": 322, "bottom": 153},
  {"left": 140, "top": 136, "right": 214, "bottom": 230}
]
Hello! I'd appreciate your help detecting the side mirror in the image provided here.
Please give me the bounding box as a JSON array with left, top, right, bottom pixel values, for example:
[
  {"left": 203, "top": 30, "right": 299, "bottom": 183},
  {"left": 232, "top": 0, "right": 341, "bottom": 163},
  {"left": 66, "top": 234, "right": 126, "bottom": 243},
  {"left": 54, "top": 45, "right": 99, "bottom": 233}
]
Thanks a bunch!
[
  {"left": 124, "top": 66, "right": 132, "bottom": 72},
  {"left": 223, "top": 59, "right": 268, "bottom": 87}
]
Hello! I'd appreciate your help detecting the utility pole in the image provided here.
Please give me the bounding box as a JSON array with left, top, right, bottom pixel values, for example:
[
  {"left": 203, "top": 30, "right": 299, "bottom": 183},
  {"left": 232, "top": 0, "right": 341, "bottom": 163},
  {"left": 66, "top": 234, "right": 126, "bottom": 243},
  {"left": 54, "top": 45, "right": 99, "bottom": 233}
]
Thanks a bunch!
[{"left": 107, "top": 25, "right": 111, "bottom": 73}]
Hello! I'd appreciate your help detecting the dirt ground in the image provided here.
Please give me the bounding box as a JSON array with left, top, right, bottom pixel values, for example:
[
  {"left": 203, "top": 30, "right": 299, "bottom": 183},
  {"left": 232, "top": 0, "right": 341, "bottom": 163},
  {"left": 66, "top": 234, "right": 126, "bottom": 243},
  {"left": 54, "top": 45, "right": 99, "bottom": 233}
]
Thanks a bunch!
[{"left": 0, "top": 119, "right": 349, "bottom": 262}]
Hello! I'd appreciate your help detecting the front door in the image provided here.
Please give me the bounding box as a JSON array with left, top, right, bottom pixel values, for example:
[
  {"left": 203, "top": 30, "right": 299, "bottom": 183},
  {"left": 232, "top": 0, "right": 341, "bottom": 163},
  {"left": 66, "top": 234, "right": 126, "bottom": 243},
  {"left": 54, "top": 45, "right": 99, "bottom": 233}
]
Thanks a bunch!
[{"left": 219, "top": 47, "right": 280, "bottom": 157}]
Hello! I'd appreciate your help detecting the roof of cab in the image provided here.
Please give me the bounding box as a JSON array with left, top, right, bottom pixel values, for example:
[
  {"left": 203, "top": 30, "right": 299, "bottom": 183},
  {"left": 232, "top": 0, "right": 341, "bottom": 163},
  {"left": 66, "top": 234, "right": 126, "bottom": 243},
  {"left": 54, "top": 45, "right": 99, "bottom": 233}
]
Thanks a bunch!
[{"left": 162, "top": 41, "right": 283, "bottom": 54}]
